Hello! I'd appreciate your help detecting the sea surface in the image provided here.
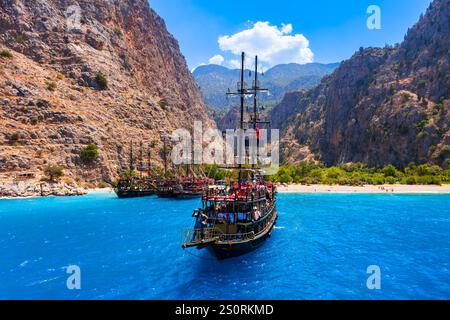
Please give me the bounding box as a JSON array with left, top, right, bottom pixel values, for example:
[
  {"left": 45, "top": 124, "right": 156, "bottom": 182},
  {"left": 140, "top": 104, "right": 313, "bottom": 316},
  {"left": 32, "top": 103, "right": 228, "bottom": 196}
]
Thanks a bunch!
[{"left": 0, "top": 192, "right": 449, "bottom": 300}]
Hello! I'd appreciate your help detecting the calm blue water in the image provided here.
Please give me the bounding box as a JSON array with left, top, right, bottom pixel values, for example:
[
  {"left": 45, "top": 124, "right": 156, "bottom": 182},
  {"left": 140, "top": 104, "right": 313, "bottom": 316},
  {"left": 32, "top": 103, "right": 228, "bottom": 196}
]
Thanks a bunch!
[{"left": 0, "top": 192, "right": 449, "bottom": 300}]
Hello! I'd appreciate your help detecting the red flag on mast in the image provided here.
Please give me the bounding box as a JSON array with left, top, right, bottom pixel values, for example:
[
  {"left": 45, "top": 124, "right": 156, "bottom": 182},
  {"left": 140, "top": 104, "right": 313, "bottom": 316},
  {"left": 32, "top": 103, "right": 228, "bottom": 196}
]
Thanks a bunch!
[{"left": 256, "top": 125, "right": 261, "bottom": 139}]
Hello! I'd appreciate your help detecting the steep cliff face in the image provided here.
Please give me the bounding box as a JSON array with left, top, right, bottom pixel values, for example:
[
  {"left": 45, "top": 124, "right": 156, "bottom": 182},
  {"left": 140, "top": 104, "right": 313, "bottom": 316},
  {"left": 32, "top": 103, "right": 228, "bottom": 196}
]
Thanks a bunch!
[
  {"left": 271, "top": 0, "right": 450, "bottom": 168},
  {"left": 0, "top": 0, "right": 213, "bottom": 185}
]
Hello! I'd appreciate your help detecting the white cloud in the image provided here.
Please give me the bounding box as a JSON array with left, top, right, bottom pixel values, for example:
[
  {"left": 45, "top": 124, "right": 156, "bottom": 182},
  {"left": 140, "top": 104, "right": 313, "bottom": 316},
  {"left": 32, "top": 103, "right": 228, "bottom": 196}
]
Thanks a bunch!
[
  {"left": 281, "top": 23, "right": 293, "bottom": 34},
  {"left": 208, "top": 54, "right": 225, "bottom": 65},
  {"left": 218, "top": 21, "right": 314, "bottom": 68}
]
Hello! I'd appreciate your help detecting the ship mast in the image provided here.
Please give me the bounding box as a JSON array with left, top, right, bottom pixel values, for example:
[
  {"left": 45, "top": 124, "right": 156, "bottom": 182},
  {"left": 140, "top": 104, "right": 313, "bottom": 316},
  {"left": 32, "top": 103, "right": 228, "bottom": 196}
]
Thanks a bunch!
[
  {"left": 129, "top": 140, "right": 134, "bottom": 173},
  {"left": 227, "top": 52, "right": 246, "bottom": 181},
  {"left": 147, "top": 145, "right": 152, "bottom": 173},
  {"left": 139, "top": 141, "right": 143, "bottom": 178},
  {"left": 252, "top": 56, "right": 259, "bottom": 170},
  {"left": 238, "top": 52, "right": 245, "bottom": 181},
  {"left": 226, "top": 52, "right": 269, "bottom": 181},
  {"left": 160, "top": 134, "right": 170, "bottom": 176},
  {"left": 250, "top": 56, "right": 269, "bottom": 172}
]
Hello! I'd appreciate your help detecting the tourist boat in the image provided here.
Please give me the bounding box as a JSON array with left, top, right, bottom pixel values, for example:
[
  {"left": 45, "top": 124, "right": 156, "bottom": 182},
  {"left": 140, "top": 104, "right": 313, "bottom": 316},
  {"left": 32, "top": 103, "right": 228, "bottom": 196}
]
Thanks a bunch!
[
  {"left": 115, "top": 177, "right": 156, "bottom": 199},
  {"left": 183, "top": 178, "right": 277, "bottom": 260},
  {"left": 173, "top": 177, "right": 215, "bottom": 199},
  {"left": 182, "top": 53, "right": 278, "bottom": 260},
  {"left": 156, "top": 177, "right": 214, "bottom": 199},
  {"left": 115, "top": 141, "right": 157, "bottom": 198},
  {"left": 156, "top": 178, "right": 178, "bottom": 198},
  {"left": 156, "top": 141, "right": 214, "bottom": 199}
]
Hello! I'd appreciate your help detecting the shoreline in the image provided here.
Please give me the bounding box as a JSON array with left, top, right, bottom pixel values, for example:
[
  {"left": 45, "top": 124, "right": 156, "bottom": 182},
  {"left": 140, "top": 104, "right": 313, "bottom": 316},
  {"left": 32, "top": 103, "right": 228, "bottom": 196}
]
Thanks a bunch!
[
  {"left": 276, "top": 184, "right": 450, "bottom": 194},
  {"left": 2, "top": 184, "right": 450, "bottom": 199},
  {"left": 0, "top": 181, "right": 87, "bottom": 199},
  {"left": 0, "top": 187, "right": 115, "bottom": 200},
  {"left": 88, "top": 188, "right": 114, "bottom": 194}
]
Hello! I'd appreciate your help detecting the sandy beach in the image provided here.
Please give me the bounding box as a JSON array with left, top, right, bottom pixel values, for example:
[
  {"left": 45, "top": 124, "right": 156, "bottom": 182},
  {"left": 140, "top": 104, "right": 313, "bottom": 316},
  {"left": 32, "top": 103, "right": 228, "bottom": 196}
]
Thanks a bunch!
[
  {"left": 277, "top": 184, "right": 450, "bottom": 194},
  {"left": 88, "top": 188, "right": 114, "bottom": 194},
  {"left": 87, "top": 185, "right": 450, "bottom": 196}
]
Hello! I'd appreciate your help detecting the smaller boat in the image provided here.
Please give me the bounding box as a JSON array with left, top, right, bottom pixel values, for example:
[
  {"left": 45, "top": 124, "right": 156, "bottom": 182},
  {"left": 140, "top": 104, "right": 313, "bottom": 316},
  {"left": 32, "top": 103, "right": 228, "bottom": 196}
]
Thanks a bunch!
[
  {"left": 115, "top": 141, "right": 158, "bottom": 199},
  {"left": 156, "top": 177, "right": 214, "bottom": 199},
  {"left": 156, "top": 142, "right": 214, "bottom": 199},
  {"left": 115, "top": 177, "right": 156, "bottom": 199},
  {"left": 172, "top": 177, "right": 215, "bottom": 199},
  {"left": 156, "top": 178, "right": 178, "bottom": 198}
]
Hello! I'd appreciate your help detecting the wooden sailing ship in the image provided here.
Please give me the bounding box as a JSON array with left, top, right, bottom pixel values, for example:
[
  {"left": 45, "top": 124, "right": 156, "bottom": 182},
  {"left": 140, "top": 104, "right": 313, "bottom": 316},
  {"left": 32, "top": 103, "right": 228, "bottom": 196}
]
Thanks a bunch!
[
  {"left": 173, "top": 176, "right": 215, "bottom": 199},
  {"left": 155, "top": 135, "right": 214, "bottom": 199},
  {"left": 115, "top": 177, "right": 157, "bottom": 199},
  {"left": 115, "top": 141, "right": 158, "bottom": 198},
  {"left": 156, "top": 175, "right": 214, "bottom": 199},
  {"left": 182, "top": 53, "right": 278, "bottom": 260}
]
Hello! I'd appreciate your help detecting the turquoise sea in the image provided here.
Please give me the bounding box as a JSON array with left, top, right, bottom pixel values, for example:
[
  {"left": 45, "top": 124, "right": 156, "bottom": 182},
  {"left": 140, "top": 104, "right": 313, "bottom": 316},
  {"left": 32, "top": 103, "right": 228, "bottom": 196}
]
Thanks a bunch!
[{"left": 0, "top": 192, "right": 449, "bottom": 300}]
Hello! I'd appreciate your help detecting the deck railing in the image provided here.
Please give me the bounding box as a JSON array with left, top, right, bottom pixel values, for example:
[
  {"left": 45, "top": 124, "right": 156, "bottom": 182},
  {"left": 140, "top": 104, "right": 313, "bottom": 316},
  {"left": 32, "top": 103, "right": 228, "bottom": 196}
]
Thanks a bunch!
[
  {"left": 218, "top": 231, "right": 255, "bottom": 243},
  {"left": 182, "top": 228, "right": 258, "bottom": 246},
  {"left": 182, "top": 228, "right": 221, "bottom": 246},
  {"left": 202, "top": 188, "right": 269, "bottom": 203},
  {"left": 183, "top": 205, "right": 277, "bottom": 248}
]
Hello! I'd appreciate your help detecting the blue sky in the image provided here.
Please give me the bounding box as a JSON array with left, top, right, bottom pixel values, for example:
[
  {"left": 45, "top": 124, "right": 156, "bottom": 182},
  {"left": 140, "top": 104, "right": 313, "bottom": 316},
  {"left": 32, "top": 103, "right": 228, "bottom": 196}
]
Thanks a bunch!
[{"left": 150, "top": 0, "right": 433, "bottom": 70}]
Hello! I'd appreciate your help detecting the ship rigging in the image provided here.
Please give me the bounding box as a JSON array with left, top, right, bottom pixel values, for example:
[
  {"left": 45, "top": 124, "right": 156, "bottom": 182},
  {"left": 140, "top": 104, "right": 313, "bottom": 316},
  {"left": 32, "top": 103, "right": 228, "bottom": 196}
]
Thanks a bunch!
[{"left": 182, "top": 52, "right": 278, "bottom": 260}]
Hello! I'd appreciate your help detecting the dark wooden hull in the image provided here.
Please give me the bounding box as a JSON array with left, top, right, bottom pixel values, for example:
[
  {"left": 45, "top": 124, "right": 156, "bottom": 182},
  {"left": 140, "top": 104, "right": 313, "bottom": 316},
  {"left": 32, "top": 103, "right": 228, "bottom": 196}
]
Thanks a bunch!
[
  {"left": 207, "top": 212, "right": 277, "bottom": 260},
  {"left": 156, "top": 191, "right": 175, "bottom": 198},
  {"left": 157, "top": 191, "right": 202, "bottom": 200},
  {"left": 115, "top": 189, "right": 155, "bottom": 199}
]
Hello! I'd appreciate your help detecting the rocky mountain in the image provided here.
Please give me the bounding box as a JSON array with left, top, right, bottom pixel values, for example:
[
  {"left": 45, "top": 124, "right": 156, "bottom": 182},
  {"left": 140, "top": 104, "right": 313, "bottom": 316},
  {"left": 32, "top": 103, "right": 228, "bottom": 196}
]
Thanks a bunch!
[
  {"left": 271, "top": 0, "right": 450, "bottom": 168},
  {"left": 193, "top": 62, "right": 339, "bottom": 111},
  {"left": 0, "top": 0, "right": 214, "bottom": 191}
]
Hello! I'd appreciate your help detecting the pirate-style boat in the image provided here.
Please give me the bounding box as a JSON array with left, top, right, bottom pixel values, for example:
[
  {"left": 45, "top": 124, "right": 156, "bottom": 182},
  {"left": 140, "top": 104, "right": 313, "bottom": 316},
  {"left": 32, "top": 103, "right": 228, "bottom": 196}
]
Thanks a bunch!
[
  {"left": 182, "top": 53, "right": 278, "bottom": 260},
  {"left": 157, "top": 175, "right": 214, "bottom": 199},
  {"left": 173, "top": 176, "right": 215, "bottom": 199},
  {"left": 115, "top": 177, "right": 156, "bottom": 199},
  {"left": 156, "top": 135, "right": 214, "bottom": 199},
  {"left": 115, "top": 141, "right": 158, "bottom": 198}
]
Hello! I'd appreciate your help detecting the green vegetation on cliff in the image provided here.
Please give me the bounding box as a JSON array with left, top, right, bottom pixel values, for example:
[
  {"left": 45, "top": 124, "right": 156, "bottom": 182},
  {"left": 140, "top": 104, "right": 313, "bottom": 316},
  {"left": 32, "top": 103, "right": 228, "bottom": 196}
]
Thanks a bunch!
[
  {"left": 80, "top": 144, "right": 99, "bottom": 164},
  {"left": 267, "top": 163, "right": 450, "bottom": 186},
  {"left": 0, "top": 50, "right": 13, "bottom": 58},
  {"left": 43, "top": 164, "right": 64, "bottom": 182},
  {"left": 95, "top": 72, "right": 108, "bottom": 90}
]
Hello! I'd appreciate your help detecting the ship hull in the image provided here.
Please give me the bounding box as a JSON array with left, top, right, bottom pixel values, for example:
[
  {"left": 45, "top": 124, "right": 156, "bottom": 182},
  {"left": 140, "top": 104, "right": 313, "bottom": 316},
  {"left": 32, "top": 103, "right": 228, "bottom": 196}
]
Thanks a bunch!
[
  {"left": 208, "top": 212, "right": 277, "bottom": 260},
  {"left": 158, "top": 191, "right": 202, "bottom": 200},
  {"left": 115, "top": 190, "right": 155, "bottom": 199}
]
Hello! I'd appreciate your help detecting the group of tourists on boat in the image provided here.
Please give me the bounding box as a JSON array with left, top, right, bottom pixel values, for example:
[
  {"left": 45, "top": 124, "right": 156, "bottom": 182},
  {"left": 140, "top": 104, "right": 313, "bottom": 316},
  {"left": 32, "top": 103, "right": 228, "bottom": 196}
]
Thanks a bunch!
[
  {"left": 204, "top": 179, "right": 275, "bottom": 202},
  {"left": 197, "top": 180, "right": 276, "bottom": 222}
]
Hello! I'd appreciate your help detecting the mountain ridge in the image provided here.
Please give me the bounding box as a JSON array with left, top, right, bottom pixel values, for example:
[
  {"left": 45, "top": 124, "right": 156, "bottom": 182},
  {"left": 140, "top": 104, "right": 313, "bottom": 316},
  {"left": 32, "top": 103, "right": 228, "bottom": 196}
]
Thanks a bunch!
[
  {"left": 271, "top": 0, "right": 449, "bottom": 168},
  {"left": 193, "top": 62, "right": 339, "bottom": 111}
]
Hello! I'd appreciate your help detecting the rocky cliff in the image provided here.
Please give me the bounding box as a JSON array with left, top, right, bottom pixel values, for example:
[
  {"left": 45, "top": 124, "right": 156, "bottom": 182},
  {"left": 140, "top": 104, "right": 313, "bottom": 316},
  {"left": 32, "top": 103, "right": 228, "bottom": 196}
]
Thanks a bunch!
[
  {"left": 0, "top": 0, "right": 213, "bottom": 190},
  {"left": 271, "top": 0, "right": 450, "bottom": 168}
]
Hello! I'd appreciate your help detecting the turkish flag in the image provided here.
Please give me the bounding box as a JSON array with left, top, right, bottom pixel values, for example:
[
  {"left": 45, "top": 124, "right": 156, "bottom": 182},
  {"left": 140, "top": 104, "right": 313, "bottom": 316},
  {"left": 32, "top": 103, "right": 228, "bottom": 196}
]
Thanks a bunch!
[{"left": 256, "top": 125, "right": 262, "bottom": 139}]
